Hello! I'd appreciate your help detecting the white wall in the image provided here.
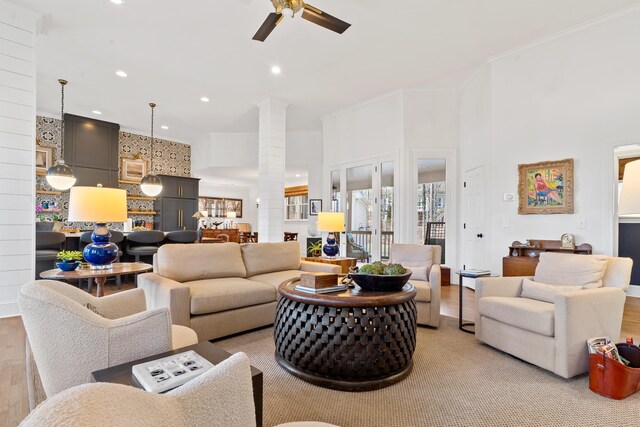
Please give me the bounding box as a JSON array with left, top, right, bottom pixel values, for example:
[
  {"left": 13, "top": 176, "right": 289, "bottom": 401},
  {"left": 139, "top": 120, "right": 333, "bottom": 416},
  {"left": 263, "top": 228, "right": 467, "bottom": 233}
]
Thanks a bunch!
[
  {"left": 459, "top": 10, "right": 640, "bottom": 275},
  {"left": 0, "top": 2, "right": 36, "bottom": 317}
]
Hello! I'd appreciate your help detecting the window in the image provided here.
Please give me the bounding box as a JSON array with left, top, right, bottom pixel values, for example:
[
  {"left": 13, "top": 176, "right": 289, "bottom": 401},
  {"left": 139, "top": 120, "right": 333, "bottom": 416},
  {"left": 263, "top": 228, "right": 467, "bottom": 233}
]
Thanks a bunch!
[{"left": 285, "top": 195, "right": 308, "bottom": 220}]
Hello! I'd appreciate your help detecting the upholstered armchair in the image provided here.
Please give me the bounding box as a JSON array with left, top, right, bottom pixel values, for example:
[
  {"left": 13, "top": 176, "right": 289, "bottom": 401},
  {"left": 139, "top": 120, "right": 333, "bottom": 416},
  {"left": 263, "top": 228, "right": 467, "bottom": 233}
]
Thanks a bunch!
[
  {"left": 389, "top": 244, "right": 441, "bottom": 328},
  {"left": 17, "top": 280, "right": 198, "bottom": 409},
  {"left": 475, "top": 253, "right": 632, "bottom": 378},
  {"left": 20, "top": 351, "right": 339, "bottom": 427},
  {"left": 20, "top": 353, "right": 255, "bottom": 427}
]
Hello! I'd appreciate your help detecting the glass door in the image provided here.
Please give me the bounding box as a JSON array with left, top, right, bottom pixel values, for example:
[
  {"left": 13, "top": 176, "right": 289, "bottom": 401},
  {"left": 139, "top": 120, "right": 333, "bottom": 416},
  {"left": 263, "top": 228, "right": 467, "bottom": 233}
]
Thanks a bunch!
[
  {"left": 417, "top": 159, "right": 446, "bottom": 264},
  {"left": 346, "top": 164, "right": 374, "bottom": 262},
  {"left": 380, "top": 161, "right": 394, "bottom": 260}
]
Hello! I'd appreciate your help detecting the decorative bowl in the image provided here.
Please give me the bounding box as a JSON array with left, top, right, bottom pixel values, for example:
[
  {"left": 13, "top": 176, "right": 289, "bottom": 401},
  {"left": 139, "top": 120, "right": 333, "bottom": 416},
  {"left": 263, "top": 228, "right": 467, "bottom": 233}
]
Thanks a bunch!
[
  {"left": 350, "top": 270, "right": 412, "bottom": 292},
  {"left": 56, "top": 261, "right": 80, "bottom": 272}
]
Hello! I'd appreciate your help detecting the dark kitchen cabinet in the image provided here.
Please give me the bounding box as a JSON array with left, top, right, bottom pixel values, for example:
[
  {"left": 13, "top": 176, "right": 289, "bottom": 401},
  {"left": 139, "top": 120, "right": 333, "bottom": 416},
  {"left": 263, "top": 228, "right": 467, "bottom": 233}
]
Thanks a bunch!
[
  {"left": 64, "top": 114, "right": 119, "bottom": 188},
  {"left": 154, "top": 176, "right": 200, "bottom": 231}
]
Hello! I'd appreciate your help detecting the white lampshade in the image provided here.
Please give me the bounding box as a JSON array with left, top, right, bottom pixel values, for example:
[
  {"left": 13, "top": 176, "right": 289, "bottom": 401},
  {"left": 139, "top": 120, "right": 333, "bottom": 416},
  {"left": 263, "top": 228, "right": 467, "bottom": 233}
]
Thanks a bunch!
[
  {"left": 226, "top": 211, "right": 237, "bottom": 219},
  {"left": 619, "top": 160, "right": 640, "bottom": 216},
  {"left": 68, "top": 186, "right": 127, "bottom": 223},
  {"left": 317, "top": 212, "right": 345, "bottom": 232}
]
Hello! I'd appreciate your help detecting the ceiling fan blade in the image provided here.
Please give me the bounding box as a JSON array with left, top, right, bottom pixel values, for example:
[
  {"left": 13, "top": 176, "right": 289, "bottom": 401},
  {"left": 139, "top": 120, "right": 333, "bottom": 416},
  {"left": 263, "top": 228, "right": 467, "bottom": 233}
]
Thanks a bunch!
[
  {"left": 252, "top": 13, "right": 283, "bottom": 41},
  {"left": 301, "top": 4, "right": 351, "bottom": 34}
]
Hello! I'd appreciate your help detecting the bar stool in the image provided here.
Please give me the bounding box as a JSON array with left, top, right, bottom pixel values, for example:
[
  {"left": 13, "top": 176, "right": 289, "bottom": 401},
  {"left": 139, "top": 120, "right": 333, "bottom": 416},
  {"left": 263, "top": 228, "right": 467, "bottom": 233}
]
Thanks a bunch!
[
  {"left": 125, "top": 230, "right": 165, "bottom": 263},
  {"left": 35, "top": 232, "right": 66, "bottom": 280},
  {"left": 165, "top": 230, "right": 198, "bottom": 244}
]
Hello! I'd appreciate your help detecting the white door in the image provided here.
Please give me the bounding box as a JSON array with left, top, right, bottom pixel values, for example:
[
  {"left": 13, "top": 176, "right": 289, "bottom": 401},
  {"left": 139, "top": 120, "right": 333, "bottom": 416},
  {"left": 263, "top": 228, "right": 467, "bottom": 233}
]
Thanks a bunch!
[{"left": 463, "top": 166, "right": 486, "bottom": 289}]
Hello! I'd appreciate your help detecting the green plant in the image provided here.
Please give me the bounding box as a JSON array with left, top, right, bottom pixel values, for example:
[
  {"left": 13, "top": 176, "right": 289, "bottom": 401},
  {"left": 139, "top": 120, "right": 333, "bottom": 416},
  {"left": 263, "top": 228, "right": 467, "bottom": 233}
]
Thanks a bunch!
[
  {"left": 56, "top": 250, "right": 83, "bottom": 262},
  {"left": 359, "top": 262, "right": 407, "bottom": 276},
  {"left": 307, "top": 240, "right": 323, "bottom": 257}
]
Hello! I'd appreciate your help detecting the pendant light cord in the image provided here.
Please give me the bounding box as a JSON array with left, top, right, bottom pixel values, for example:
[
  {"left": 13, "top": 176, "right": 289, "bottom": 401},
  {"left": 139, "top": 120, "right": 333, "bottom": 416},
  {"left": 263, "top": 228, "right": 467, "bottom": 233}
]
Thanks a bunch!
[
  {"left": 58, "top": 79, "right": 67, "bottom": 161},
  {"left": 149, "top": 102, "right": 156, "bottom": 173}
]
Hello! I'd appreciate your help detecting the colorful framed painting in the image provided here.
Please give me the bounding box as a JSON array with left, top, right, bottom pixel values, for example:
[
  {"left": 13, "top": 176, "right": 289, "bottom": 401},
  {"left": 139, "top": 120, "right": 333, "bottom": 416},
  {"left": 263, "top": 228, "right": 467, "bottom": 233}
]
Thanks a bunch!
[
  {"left": 120, "top": 157, "right": 148, "bottom": 182},
  {"left": 518, "top": 158, "right": 574, "bottom": 215},
  {"left": 35, "top": 145, "right": 54, "bottom": 174}
]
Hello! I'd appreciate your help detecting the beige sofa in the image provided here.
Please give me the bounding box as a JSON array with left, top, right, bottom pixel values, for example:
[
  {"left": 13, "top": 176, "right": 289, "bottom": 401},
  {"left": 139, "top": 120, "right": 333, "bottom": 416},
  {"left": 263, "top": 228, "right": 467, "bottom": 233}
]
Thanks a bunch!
[
  {"left": 475, "top": 253, "right": 632, "bottom": 378},
  {"left": 139, "top": 241, "right": 341, "bottom": 341}
]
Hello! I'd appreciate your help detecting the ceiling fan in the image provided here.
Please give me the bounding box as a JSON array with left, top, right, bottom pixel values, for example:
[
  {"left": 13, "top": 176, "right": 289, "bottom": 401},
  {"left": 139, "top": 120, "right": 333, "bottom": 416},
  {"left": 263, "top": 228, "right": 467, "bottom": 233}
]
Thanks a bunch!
[{"left": 253, "top": 0, "right": 351, "bottom": 42}]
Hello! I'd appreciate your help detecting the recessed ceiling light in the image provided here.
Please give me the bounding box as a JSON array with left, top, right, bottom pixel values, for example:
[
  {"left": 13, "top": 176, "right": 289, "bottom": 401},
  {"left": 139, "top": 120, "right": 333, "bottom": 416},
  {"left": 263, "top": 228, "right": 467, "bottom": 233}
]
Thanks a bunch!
[
  {"left": 295, "top": 174, "right": 301, "bottom": 177},
  {"left": 161, "top": 125, "right": 169, "bottom": 130},
  {"left": 200, "top": 97, "right": 210, "bottom": 102},
  {"left": 115, "top": 70, "right": 127, "bottom": 77},
  {"left": 271, "top": 65, "right": 281, "bottom": 75},
  {"left": 92, "top": 110, "right": 102, "bottom": 115},
  {"left": 110, "top": 0, "right": 124, "bottom": 5}
]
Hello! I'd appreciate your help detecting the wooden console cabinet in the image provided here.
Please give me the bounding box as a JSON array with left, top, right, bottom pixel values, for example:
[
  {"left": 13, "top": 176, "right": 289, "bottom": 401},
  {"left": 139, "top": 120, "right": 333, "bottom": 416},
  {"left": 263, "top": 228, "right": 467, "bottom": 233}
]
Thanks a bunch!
[
  {"left": 201, "top": 228, "right": 240, "bottom": 243},
  {"left": 502, "top": 239, "right": 592, "bottom": 277}
]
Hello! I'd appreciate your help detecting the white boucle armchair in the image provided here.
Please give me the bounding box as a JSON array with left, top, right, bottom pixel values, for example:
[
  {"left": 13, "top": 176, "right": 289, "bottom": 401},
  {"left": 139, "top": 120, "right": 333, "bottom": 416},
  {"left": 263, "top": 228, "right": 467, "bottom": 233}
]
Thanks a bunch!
[
  {"left": 18, "top": 280, "right": 198, "bottom": 409},
  {"left": 475, "top": 253, "right": 631, "bottom": 378}
]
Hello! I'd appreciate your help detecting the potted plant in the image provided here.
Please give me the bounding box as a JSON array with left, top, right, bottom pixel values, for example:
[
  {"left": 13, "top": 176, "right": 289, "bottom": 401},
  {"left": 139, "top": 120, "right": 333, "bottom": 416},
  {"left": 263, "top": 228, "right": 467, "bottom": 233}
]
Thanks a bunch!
[
  {"left": 56, "top": 250, "right": 83, "bottom": 271},
  {"left": 307, "top": 240, "right": 323, "bottom": 258}
]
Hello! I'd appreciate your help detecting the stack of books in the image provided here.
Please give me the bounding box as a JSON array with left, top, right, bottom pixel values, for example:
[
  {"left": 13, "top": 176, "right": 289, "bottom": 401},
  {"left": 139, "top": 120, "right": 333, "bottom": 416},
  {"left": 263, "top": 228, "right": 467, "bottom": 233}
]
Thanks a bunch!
[
  {"left": 294, "top": 272, "right": 346, "bottom": 294},
  {"left": 459, "top": 269, "right": 491, "bottom": 277}
]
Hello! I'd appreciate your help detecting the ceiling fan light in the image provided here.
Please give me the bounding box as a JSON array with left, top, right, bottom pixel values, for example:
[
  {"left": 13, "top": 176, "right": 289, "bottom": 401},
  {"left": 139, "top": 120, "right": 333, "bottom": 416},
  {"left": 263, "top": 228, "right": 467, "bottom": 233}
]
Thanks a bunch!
[
  {"left": 46, "top": 161, "right": 77, "bottom": 191},
  {"left": 140, "top": 174, "right": 163, "bottom": 197},
  {"left": 281, "top": 7, "right": 294, "bottom": 17}
]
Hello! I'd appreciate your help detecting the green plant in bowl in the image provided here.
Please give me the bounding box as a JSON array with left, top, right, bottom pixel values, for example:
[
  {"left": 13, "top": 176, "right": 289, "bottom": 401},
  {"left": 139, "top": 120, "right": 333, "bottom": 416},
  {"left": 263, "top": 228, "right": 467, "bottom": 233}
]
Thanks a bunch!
[{"left": 56, "top": 251, "right": 84, "bottom": 263}]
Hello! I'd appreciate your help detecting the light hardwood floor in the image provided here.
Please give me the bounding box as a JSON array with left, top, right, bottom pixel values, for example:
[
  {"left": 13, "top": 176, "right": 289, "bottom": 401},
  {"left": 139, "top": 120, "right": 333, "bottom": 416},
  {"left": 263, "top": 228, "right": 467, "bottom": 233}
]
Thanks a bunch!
[{"left": 1, "top": 283, "right": 639, "bottom": 427}]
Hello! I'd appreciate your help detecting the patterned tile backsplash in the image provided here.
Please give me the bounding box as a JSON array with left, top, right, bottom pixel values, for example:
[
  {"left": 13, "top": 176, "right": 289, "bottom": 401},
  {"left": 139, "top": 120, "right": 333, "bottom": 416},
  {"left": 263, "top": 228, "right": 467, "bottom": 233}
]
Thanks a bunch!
[{"left": 35, "top": 115, "right": 191, "bottom": 231}]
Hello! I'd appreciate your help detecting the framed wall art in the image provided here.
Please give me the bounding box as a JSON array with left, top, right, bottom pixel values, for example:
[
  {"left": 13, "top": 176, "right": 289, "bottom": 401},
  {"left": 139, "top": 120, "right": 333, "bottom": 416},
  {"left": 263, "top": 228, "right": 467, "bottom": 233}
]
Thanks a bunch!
[
  {"left": 35, "top": 145, "right": 54, "bottom": 174},
  {"left": 309, "top": 199, "right": 322, "bottom": 216},
  {"left": 121, "top": 157, "right": 148, "bottom": 182},
  {"left": 518, "top": 158, "right": 574, "bottom": 215},
  {"left": 199, "top": 197, "right": 243, "bottom": 218}
]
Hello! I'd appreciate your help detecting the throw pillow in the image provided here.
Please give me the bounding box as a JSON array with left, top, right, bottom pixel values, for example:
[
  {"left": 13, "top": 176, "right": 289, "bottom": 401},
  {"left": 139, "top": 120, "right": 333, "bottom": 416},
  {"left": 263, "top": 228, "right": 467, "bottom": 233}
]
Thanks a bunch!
[
  {"left": 521, "top": 278, "right": 584, "bottom": 303},
  {"left": 85, "top": 303, "right": 105, "bottom": 317},
  {"left": 534, "top": 253, "right": 607, "bottom": 287},
  {"left": 408, "top": 266, "right": 428, "bottom": 282}
]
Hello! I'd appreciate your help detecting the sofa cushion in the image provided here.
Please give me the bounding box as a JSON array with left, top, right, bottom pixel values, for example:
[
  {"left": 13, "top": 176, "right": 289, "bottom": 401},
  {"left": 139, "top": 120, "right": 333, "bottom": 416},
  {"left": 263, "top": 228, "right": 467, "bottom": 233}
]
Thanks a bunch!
[
  {"left": 534, "top": 253, "right": 607, "bottom": 288},
  {"left": 248, "top": 270, "right": 304, "bottom": 291},
  {"left": 602, "top": 257, "right": 633, "bottom": 290},
  {"left": 479, "top": 296, "right": 555, "bottom": 337},
  {"left": 389, "top": 244, "right": 433, "bottom": 281},
  {"left": 408, "top": 280, "right": 431, "bottom": 302},
  {"left": 520, "top": 278, "right": 583, "bottom": 303},
  {"left": 156, "top": 243, "right": 247, "bottom": 282},
  {"left": 240, "top": 242, "right": 301, "bottom": 277},
  {"left": 186, "top": 278, "right": 275, "bottom": 315}
]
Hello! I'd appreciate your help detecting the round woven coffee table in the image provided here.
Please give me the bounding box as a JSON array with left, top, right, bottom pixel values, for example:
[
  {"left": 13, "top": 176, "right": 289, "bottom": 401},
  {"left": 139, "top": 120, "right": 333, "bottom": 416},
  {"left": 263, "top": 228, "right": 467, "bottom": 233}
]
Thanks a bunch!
[{"left": 275, "top": 277, "right": 417, "bottom": 391}]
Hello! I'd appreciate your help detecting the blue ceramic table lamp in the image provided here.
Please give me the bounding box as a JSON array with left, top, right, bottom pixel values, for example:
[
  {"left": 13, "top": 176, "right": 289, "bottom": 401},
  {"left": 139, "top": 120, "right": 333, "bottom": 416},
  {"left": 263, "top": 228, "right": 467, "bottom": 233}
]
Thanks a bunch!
[
  {"left": 68, "top": 185, "right": 128, "bottom": 270},
  {"left": 317, "top": 211, "right": 345, "bottom": 258}
]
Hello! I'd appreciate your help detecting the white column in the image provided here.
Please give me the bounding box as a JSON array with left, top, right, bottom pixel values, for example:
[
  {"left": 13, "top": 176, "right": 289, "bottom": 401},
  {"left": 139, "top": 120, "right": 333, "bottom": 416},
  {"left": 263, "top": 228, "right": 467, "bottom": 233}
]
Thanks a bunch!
[
  {"left": 0, "top": 1, "right": 37, "bottom": 317},
  {"left": 257, "top": 98, "right": 287, "bottom": 242}
]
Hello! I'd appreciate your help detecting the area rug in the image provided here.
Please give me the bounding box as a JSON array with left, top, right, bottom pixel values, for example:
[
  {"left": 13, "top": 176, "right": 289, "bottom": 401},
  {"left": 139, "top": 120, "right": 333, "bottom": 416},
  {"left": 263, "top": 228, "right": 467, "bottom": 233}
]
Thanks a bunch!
[{"left": 215, "top": 316, "right": 639, "bottom": 427}]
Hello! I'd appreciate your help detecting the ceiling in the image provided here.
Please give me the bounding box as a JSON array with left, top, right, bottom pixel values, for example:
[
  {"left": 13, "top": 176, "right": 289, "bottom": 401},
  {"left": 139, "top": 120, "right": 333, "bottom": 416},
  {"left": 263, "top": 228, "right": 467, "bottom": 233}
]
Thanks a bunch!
[{"left": 26, "top": 0, "right": 640, "bottom": 142}]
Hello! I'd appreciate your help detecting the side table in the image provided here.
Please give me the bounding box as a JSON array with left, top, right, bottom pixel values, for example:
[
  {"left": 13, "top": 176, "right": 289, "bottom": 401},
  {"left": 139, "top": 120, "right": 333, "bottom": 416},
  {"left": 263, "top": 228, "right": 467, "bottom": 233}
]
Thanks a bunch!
[
  {"left": 457, "top": 271, "right": 496, "bottom": 334},
  {"left": 40, "top": 262, "right": 152, "bottom": 297},
  {"left": 93, "top": 341, "right": 263, "bottom": 426},
  {"left": 301, "top": 256, "right": 357, "bottom": 274}
]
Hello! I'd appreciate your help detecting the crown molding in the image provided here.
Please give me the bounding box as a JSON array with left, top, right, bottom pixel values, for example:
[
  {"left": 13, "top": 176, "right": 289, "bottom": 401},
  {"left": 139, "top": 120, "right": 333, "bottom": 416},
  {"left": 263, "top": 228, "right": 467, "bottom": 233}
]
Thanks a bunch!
[{"left": 488, "top": 4, "right": 640, "bottom": 63}]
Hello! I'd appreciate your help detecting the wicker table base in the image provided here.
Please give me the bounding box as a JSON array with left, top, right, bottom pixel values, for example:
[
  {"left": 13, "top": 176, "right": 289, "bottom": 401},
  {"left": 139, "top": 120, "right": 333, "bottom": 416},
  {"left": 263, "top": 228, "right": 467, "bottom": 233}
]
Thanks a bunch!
[{"left": 275, "top": 279, "right": 417, "bottom": 391}]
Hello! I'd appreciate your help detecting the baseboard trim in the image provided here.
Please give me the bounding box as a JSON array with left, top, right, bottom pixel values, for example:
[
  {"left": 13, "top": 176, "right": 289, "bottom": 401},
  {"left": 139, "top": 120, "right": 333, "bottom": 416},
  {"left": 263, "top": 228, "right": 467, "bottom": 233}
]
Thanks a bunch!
[
  {"left": 0, "top": 302, "right": 19, "bottom": 318},
  {"left": 627, "top": 286, "right": 640, "bottom": 298}
]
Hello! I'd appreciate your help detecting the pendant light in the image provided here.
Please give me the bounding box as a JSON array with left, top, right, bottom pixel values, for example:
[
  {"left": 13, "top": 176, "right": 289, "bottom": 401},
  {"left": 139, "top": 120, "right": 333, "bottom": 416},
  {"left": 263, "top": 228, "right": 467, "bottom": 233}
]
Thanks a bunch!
[
  {"left": 46, "top": 79, "right": 76, "bottom": 191},
  {"left": 140, "top": 102, "right": 163, "bottom": 197}
]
